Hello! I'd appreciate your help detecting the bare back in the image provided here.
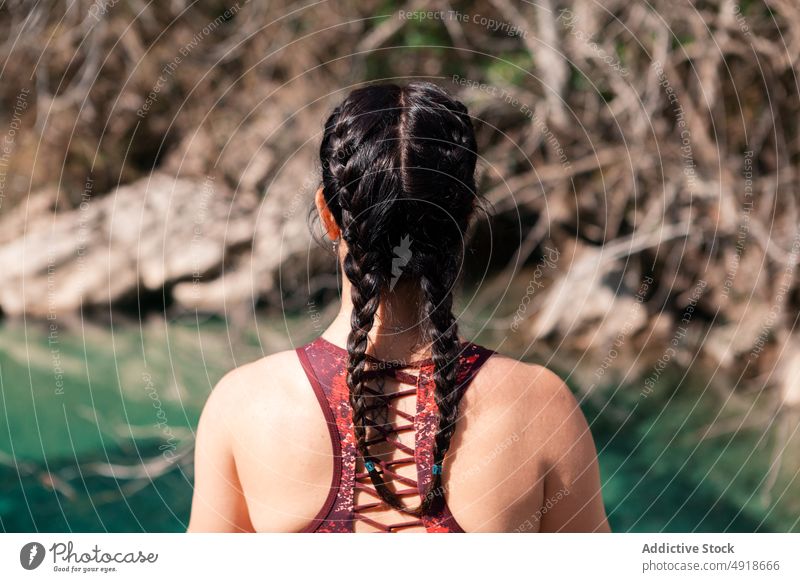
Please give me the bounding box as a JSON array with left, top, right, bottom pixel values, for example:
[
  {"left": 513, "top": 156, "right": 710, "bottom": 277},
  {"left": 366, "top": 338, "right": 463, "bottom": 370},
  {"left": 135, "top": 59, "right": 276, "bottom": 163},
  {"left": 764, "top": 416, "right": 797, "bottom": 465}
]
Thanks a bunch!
[{"left": 187, "top": 337, "right": 610, "bottom": 533}]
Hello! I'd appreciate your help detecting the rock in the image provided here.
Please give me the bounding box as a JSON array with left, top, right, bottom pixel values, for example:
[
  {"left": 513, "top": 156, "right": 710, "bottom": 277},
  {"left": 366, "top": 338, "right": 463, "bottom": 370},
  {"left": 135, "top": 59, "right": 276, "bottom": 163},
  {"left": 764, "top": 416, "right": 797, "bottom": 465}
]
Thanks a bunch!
[
  {"left": 172, "top": 153, "right": 319, "bottom": 312},
  {"left": 775, "top": 333, "right": 800, "bottom": 408},
  {"left": 0, "top": 170, "right": 318, "bottom": 317}
]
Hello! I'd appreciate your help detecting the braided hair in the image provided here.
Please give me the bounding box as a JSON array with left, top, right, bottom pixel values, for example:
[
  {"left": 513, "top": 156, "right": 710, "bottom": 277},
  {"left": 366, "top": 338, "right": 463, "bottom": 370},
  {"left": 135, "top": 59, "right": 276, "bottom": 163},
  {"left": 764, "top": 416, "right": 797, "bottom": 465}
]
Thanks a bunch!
[{"left": 318, "top": 82, "right": 478, "bottom": 516}]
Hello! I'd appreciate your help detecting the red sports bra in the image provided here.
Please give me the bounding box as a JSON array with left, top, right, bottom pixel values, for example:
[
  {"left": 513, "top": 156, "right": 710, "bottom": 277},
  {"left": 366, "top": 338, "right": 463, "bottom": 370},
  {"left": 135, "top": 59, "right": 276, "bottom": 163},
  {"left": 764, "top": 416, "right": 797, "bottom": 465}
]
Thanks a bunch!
[{"left": 295, "top": 336, "right": 495, "bottom": 533}]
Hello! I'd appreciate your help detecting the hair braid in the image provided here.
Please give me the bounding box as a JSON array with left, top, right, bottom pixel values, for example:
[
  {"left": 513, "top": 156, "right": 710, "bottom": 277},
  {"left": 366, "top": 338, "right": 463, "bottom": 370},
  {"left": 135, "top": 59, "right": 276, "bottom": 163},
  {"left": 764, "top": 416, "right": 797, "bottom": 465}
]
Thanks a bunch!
[
  {"left": 417, "top": 257, "right": 462, "bottom": 513},
  {"left": 329, "top": 94, "right": 411, "bottom": 511},
  {"left": 342, "top": 248, "right": 407, "bottom": 510},
  {"left": 318, "top": 81, "right": 479, "bottom": 517}
]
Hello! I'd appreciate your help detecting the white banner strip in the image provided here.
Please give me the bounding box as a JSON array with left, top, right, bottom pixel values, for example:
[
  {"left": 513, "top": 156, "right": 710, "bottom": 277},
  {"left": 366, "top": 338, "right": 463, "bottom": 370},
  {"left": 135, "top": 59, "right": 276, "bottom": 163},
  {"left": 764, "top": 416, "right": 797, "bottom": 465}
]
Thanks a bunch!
[{"left": 1, "top": 533, "right": 798, "bottom": 581}]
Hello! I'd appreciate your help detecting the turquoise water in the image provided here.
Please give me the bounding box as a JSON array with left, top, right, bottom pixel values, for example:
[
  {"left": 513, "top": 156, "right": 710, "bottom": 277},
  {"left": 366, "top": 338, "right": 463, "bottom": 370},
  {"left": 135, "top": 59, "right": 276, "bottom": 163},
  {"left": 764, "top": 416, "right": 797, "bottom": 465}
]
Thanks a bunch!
[{"left": 1, "top": 318, "right": 797, "bottom": 532}]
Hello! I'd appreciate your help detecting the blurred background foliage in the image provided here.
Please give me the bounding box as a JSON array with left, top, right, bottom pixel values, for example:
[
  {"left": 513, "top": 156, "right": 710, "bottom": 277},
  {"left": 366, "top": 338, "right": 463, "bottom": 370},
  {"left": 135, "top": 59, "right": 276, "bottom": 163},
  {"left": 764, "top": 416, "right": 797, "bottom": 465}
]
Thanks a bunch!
[{"left": 0, "top": 0, "right": 799, "bottom": 531}]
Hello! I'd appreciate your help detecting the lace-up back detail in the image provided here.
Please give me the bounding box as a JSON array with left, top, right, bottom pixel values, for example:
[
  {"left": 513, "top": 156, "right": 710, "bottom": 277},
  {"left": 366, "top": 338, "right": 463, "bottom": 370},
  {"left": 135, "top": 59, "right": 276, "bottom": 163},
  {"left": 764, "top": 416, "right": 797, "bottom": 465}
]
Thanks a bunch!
[{"left": 296, "top": 336, "right": 494, "bottom": 533}]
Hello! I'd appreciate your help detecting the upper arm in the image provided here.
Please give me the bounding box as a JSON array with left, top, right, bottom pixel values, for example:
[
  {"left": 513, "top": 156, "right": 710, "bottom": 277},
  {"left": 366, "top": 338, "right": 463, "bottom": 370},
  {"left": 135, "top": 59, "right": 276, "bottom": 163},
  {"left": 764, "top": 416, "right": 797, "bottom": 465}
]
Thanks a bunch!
[
  {"left": 534, "top": 368, "right": 610, "bottom": 532},
  {"left": 187, "top": 370, "right": 254, "bottom": 533}
]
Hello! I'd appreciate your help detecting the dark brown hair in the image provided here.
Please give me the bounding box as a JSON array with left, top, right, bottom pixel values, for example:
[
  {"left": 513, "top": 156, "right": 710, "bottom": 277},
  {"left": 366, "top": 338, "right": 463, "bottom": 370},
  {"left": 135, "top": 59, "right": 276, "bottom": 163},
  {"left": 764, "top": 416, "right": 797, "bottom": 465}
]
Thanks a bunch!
[{"left": 319, "top": 81, "right": 478, "bottom": 515}]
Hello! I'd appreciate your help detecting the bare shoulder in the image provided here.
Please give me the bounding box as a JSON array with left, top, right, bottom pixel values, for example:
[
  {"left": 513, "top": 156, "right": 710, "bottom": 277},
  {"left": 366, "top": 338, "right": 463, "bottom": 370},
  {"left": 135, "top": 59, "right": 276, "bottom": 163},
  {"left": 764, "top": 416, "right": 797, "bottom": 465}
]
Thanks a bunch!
[
  {"left": 485, "top": 354, "right": 591, "bottom": 453},
  {"left": 209, "top": 350, "right": 310, "bottom": 411},
  {"left": 468, "top": 353, "right": 586, "bottom": 440},
  {"left": 455, "top": 351, "right": 608, "bottom": 532},
  {"left": 198, "top": 348, "right": 318, "bottom": 436},
  {"left": 189, "top": 347, "right": 327, "bottom": 532}
]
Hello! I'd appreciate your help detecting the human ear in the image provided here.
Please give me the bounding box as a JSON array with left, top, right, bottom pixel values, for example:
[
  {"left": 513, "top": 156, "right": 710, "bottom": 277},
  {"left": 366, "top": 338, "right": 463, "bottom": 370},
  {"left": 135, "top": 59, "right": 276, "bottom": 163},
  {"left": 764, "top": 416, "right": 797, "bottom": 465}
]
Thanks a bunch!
[{"left": 315, "top": 186, "right": 340, "bottom": 241}]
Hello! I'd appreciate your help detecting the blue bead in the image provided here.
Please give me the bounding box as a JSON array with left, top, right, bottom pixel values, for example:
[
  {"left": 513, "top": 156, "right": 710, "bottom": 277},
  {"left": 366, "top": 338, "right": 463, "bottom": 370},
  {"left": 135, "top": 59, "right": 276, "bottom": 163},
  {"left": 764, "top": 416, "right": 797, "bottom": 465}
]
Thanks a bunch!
[{"left": 432, "top": 463, "right": 442, "bottom": 475}]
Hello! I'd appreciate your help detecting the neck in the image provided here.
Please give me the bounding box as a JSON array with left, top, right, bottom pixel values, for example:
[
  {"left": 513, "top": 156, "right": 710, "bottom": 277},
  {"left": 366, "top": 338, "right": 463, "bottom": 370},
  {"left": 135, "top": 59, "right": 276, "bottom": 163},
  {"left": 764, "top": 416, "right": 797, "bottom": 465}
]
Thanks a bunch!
[{"left": 321, "top": 266, "right": 431, "bottom": 362}]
